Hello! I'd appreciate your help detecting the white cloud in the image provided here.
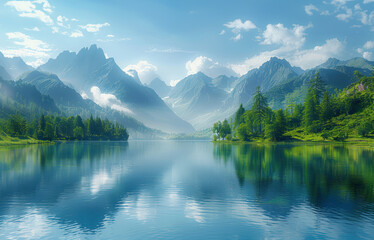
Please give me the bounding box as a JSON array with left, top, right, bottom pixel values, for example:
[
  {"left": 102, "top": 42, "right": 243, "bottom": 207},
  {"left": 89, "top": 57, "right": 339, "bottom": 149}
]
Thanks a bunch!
[
  {"left": 224, "top": 19, "right": 256, "bottom": 33},
  {"left": 6, "top": 0, "right": 53, "bottom": 25},
  {"left": 305, "top": 4, "right": 319, "bottom": 16},
  {"left": 107, "top": 34, "right": 115, "bottom": 38},
  {"left": 186, "top": 56, "right": 238, "bottom": 78},
  {"left": 331, "top": 0, "right": 353, "bottom": 7},
  {"left": 5, "top": 1, "right": 35, "bottom": 12},
  {"left": 71, "top": 18, "right": 79, "bottom": 22},
  {"left": 33, "top": 0, "right": 53, "bottom": 13},
  {"left": 123, "top": 61, "right": 159, "bottom": 84},
  {"left": 26, "top": 58, "right": 45, "bottom": 67},
  {"left": 288, "top": 38, "right": 344, "bottom": 69},
  {"left": 230, "top": 38, "right": 344, "bottom": 75},
  {"left": 363, "top": 51, "right": 373, "bottom": 60},
  {"left": 56, "top": 15, "right": 70, "bottom": 28},
  {"left": 359, "top": 10, "right": 374, "bottom": 25},
  {"left": 233, "top": 34, "right": 242, "bottom": 41},
  {"left": 223, "top": 19, "right": 256, "bottom": 41},
  {"left": 261, "top": 23, "right": 311, "bottom": 49},
  {"left": 358, "top": 41, "right": 374, "bottom": 60},
  {"left": 363, "top": 41, "right": 374, "bottom": 49},
  {"left": 364, "top": 0, "right": 374, "bottom": 3},
  {"left": 24, "top": 27, "right": 40, "bottom": 31},
  {"left": 2, "top": 32, "right": 50, "bottom": 66},
  {"left": 51, "top": 26, "right": 59, "bottom": 33},
  {"left": 70, "top": 30, "right": 83, "bottom": 38},
  {"left": 169, "top": 79, "right": 182, "bottom": 87},
  {"left": 336, "top": 8, "right": 353, "bottom": 21},
  {"left": 6, "top": 32, "right": 50, "bottom": 52},
  {"left": 91, "top": 86, "right": 133, "bottom": 114},
  {"left": 219, "top": 30, "right": 225, "bottom": 35},
  {"left": 80, "top": 23, "right": 110, "bottom": 32}
]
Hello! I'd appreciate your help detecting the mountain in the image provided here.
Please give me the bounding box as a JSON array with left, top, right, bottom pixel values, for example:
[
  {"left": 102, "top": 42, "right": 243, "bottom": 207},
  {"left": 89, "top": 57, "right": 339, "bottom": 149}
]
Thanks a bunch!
[
  {"left": 212, "top": 75, "right": 237, "bottom": 91},
  {"left": 147, "top": 78, "right": 171, "bottom": 98},
  {"left": 39, "top": 45, "right": 194, "bottom": 133},
  {"left": 264, "top": 58, "right": 374, "bottom": 109},
  {"left": 166, "top": 72, "right": 227, "bottom": 125},
  {"left": 0, "top": 52, "right": 33, "bottom": 79},
  {"left": 17, "top": 70, "right": 163, "bottom": 138},
  {"left": 316, "top": 57, "right": 374, "bottom": 71},
  {"left": 0, "top": 77, "right": 59, "bottom": 119},
  {"left": 0, "top": 65, "right": 12, "bottom": 80},
  {"left": 225, "top": 57, "right": 300, "bottom": 109},
  {"left": 19, "top": 70, "right": 89, "bottom": 107}
]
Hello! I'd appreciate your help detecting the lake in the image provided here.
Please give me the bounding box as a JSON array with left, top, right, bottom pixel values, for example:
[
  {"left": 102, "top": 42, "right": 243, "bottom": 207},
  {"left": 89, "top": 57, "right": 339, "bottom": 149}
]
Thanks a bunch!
[{"left": 0, "top": 141, "right": 373, "bottom": 239}]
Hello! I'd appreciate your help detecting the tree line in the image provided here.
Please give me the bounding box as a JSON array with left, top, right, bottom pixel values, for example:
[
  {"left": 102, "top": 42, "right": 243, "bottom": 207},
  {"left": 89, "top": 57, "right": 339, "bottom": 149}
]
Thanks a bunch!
[
  {"left": 1, "top": 114, "right": 129, "bottom": 141},
  {"left": 213, "top": 71, "right": 374, "bottom": 142}
]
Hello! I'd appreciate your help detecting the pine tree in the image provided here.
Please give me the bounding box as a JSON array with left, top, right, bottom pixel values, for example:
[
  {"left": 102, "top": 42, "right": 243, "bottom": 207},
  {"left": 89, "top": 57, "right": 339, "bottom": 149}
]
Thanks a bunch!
[
  {"left": 234, "top": 104, "right": 245, "bottom": 128},
  {"left": 304, "top": 73, "right": 325, "bottom": 126},
  {"left": 251, "top": 87, "right": 268, "bottom": 134},
  {"left": 320, "top": 91, "right": 333, "bottom": 122}
]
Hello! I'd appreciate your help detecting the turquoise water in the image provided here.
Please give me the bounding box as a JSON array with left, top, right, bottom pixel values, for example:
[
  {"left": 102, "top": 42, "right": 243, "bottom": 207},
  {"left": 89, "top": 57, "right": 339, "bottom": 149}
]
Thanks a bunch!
[{"left": 0, "top": 141, "right": 373, "bottom": 239}]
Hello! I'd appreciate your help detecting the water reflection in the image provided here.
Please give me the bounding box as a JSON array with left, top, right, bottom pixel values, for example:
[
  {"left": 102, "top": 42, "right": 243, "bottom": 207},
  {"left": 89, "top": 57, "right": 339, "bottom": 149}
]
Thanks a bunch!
[
  {"left": 0, "top": 141, "right": 373, "bottom": 239},
  {"left": 214, "top": 143, "right": 374, "bottom": 215}
]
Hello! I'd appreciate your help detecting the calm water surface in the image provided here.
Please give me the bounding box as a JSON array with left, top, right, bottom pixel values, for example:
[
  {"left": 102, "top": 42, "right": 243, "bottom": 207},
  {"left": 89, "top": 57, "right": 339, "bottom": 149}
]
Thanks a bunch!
[{"left": 0, "top": 141, "right": 373, "bottom": 239}]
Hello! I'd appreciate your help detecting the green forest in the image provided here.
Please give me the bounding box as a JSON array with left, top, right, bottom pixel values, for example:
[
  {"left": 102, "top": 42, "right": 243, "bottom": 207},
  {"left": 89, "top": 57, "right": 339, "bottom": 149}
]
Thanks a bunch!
[
  {"left": 213, "top": 71, "right": 374, "bottom": 142},
  {"left": 0, "top": 114, "right": 129, "bottom": 143}
]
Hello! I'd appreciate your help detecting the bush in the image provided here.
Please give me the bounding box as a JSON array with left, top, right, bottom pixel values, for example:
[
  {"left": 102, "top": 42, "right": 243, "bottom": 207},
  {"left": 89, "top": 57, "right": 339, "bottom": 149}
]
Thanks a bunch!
[
  {"left": 226, "top": 134, "right": 232, "bottom": 141},
  {"left": 333, "top": 131, "right": 349, "bottom": 141},
  {"left": 321, "top": 131, "right": 330, "bottom": 140},
  {"left": 357, "top": 121, "right": 372, "bottom": 137},
  {"left": 307, "top": 121, "right": 322, "bottom": 133}
]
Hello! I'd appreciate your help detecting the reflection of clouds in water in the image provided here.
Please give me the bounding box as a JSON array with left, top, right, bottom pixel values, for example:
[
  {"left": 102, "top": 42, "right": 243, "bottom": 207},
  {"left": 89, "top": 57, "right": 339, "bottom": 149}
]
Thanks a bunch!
[
  {"left": 81, "top": 167, "right": 127, "bottom": 195},
  {"left": 185, "top": 200, "right": 205, "bottom": 223},
  {"left": 0, "top": 208, "right": 51, "bottom": 239},
  {"left": 121, "top": 193, "right": 156, "bottom": 221}
]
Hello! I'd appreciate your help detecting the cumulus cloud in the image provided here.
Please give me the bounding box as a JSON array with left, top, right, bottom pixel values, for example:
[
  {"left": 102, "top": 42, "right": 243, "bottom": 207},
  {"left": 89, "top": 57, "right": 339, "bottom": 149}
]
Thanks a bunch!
[
  {"left": 363, "top": 41, "right": 374, "bottom": 49},
  {"left": 363, "top": 51, "right": 373, "bottom": 60},
  {"left": 261, "top": 23, "right": 312, "bottom": 49},
  {"left": 186, "top": 56, "right": 238, "bottom": 78},
  {"left": 288, "top": 38, "right": 344, "bottom": 69},
  {"left": 80, "top": 23, "right": 110, "bottom": 32},
  {"left": 91, "top": 86, "right": 133, "bottom": 114},
  {"left": 357, "top": 41, "right": 374, "bottom": 60},
  {"left": 223, "top": 19, "right": 256, "bottom": 41},
  {"left": 305, "top": 4, "right": 319, "bottom": 16},
  {"left": 6, "top": 0, "right": 53, "bottom": 25},
  {"left": 70, "top": 30, "right": 83, "bottom": 38},
  {"left": 123, "top": 61, "right": 159, "bottom": 84},
  {"left": 231, "top": 38, "right": 344, "bottom": 75}
]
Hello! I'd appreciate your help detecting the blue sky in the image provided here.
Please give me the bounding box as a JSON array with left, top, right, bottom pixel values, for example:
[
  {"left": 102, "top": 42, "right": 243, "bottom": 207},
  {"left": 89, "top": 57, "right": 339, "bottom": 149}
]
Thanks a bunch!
[{"left": 1, "top": 0, "right": 374, "bottom": 85}]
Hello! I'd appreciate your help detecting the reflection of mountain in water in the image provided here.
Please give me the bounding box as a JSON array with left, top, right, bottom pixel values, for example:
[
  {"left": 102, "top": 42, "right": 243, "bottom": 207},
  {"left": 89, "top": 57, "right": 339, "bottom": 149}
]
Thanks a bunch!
[{"left": 213, "top": 143, "right": 374, "bottom": 216}]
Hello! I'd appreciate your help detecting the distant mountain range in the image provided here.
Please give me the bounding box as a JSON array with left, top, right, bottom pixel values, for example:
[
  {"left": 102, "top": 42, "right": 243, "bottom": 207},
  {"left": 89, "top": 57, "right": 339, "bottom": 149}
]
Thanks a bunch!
[
  {"left": 1, "top": 44, "right": 373, "bottom": 135},
  {"left": 0, "top": 52, "right": 33, "bottom": 79},
  {"left": 146, "top": 78, "right": 171, "bottom": 98},
  {"left": 38, "top": 45, "right": 194, "bottom": 134},
  {"left": 157, "top": 56, "right": 373, "bottom": 130}
]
